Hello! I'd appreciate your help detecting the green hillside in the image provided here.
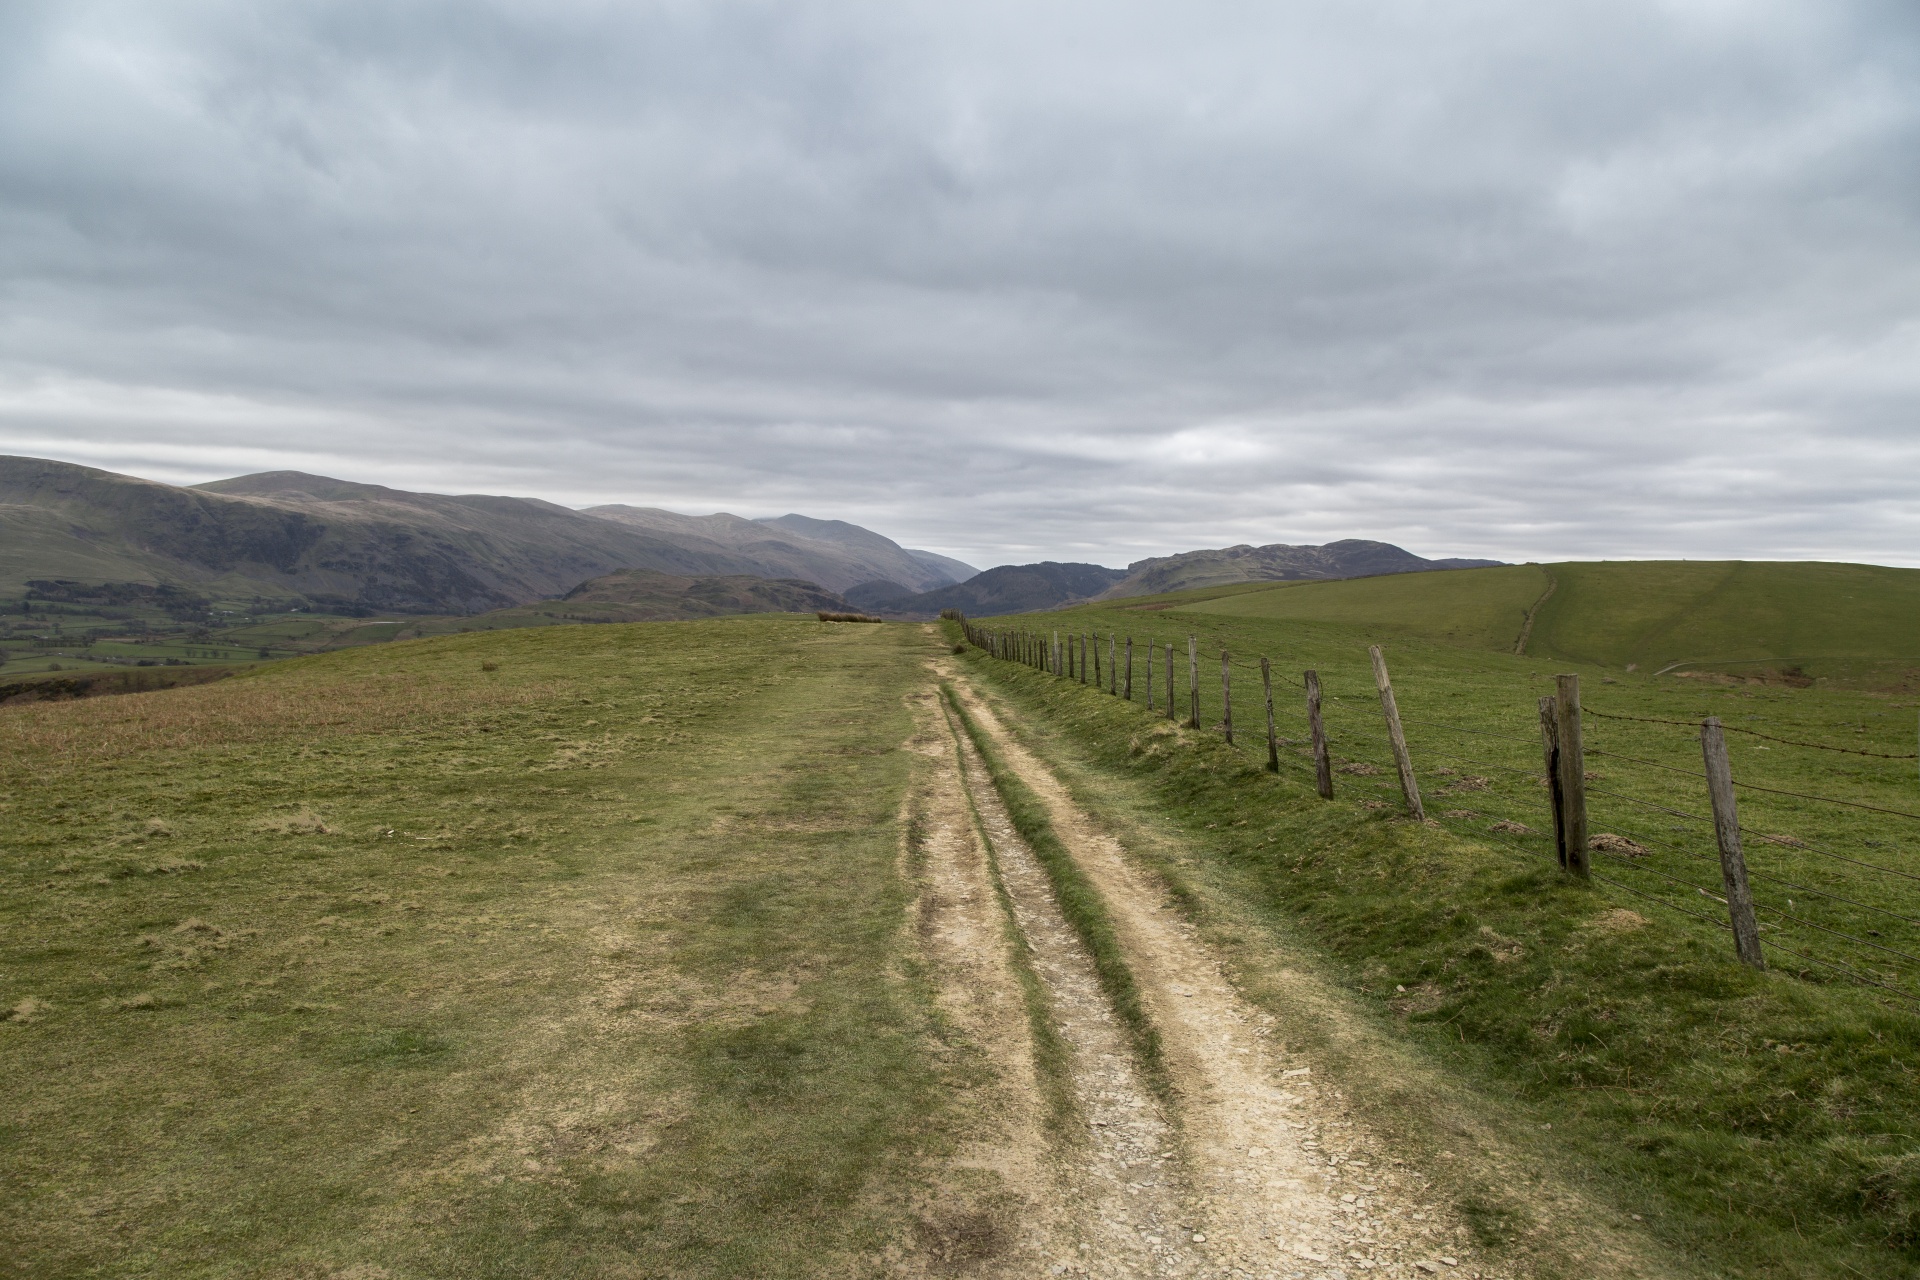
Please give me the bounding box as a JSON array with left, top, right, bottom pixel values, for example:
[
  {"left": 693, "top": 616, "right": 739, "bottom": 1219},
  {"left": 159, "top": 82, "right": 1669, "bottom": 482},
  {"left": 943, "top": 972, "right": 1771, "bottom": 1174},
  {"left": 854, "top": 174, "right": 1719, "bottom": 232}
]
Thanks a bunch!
[
  {"left": 1173, "top": 559, "right": 1920, "bottom": 684},
  {"left": 1175, "top": 563, "right": 1548, "bottom": 650}
]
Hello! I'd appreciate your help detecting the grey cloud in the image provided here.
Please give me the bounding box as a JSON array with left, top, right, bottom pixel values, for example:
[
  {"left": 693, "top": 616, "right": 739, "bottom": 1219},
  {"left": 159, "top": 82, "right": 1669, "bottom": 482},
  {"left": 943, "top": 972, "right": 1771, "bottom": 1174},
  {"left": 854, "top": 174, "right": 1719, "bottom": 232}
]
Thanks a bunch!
[{"left": 2, "top": 0, "right": 1918, "bottom": 569}]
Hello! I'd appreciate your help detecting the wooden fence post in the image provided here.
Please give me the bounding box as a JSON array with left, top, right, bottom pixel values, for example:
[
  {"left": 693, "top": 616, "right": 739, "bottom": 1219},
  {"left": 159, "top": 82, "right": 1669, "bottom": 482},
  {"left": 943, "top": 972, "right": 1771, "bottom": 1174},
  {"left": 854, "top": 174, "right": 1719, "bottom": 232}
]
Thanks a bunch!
[
  {"left": 1093, "top": 634, "right": 1102, "bottom": 687},
  {"left": 1305, "top": 670, "right": 1333, "bottom": 798},
  {"left": 1166, "top": 644, "right": 1176, "bottom": 720},
  {"left": 1702, "top": 717, "right": 1767, "bottom": 970},
  {"left": 1220, "top": 651, "right": 1234, "bottom": 743},
  {"left": 1368, "top": 645, "right": 1424, "bottom": 820},
  {"left": 1260, "top": 657, "right": 1278, "bottom": 772},
  {"left": 1538, "top": 696, "right": 1568, "bottom": 869},
  {"left": 1146, "top": 642, "right": 1155, "bottom": 710},
  {"left": 1187, "top": 637, "right": 1200, "bottom": 728},
  {"left": 1554, "top": 674, "right": 1589, "bottom": 877},
  {"left": 1108, "top": 636, "right": 1117, "bottom": 694},
  {"left": 1124, "top": 638, "right": 1134, "bottom": 700}
]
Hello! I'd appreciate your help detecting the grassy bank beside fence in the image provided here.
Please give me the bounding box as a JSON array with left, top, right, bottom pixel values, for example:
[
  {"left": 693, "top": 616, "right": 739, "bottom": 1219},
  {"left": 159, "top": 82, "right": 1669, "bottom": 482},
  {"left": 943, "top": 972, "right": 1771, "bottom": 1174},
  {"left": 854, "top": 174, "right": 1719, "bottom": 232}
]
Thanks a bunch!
[{"left": 951, "top": 613, "right": 1920, "bottom": 1278}]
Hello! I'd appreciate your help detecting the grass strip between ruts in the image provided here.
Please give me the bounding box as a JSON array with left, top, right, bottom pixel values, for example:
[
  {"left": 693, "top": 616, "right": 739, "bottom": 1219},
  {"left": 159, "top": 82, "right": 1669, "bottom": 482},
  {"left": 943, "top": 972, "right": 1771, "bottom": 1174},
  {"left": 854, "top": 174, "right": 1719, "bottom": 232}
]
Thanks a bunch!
[
  {"left": 936, "top": 694, "right": 1083, "bottom": 1139},
  {"left": 940, "top": 682, "right": 1171, "bottom": 1103}
]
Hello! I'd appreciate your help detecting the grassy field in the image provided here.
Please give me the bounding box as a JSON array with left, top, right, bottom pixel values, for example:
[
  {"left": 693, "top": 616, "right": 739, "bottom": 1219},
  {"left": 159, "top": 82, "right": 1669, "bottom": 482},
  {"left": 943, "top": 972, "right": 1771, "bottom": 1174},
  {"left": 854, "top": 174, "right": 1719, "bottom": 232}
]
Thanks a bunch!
[
  {"left": 1186, "top": 559, "right": 1920, "bottom": 686},
  {"left": 1, "top": 617, "right": 990, "bottom": 1278},
  {"left": 965, "top": 600, "right": 1920, "bottom": 1277}
]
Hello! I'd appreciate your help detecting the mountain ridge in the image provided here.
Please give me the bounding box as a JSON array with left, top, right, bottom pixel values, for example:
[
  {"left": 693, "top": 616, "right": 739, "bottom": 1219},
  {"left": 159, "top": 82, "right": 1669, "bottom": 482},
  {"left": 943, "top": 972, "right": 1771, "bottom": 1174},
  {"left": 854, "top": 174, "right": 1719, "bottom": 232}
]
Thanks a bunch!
[
  {"left": 583, "top": 505, "right": 971, "bottom": 593},
  {"left": 0, "top": 456, "right": 966, "bottom": 614},
  {"left": 1100, "top": 538, "right": 1504, "bottom": 598}
]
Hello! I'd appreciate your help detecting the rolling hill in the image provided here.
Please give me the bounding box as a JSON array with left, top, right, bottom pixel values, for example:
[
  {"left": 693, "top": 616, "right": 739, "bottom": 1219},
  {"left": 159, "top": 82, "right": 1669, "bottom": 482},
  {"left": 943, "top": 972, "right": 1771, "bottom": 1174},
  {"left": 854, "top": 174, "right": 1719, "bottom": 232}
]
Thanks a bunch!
[
  {"left": 1100, "top": 538, "right": 1504, "bottom": 598},
  {"left": 873, "top": 562, "right": 1128, "bottom": 617},
  {"left": 1174, "top": 559, "right": 1920, "bottom": 684}
]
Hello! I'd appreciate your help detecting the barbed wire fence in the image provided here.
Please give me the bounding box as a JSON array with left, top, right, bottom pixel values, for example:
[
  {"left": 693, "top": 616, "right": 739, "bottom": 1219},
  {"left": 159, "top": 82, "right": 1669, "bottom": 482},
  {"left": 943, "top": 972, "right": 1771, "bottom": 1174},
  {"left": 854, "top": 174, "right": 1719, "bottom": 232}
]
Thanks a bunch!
[{"left": 955, "top": 615, "right": 1920, "bottom": 1009}]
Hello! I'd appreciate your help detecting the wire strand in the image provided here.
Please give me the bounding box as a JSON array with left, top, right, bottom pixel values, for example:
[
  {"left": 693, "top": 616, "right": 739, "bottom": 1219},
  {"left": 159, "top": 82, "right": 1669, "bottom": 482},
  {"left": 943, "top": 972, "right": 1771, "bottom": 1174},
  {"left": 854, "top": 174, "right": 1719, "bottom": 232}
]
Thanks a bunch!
[
  {"left": 1748, "top": 903, "right": 1920, "bottom": 967},
  {"left": 1398, "top": 716, "right": 1542, "bottom": 746},
  {"left": 1585, "top": 706, "right": 1920, "bottom": 759},
  {"left": 1589, "top": 871, "right": 1728, "bottom": 928},
  {"left": 1730, "top": 779, "right": 1920, "bottom": 823},
  {"left": 1755, "top": 937, "right": 1920, "bottom": 1006},
  {"left": 1583, "top": 786, "right": 1715, "bottom": 825},
  {"left": 1584, "top": 747, "right": 1709, "bottom": 780}
]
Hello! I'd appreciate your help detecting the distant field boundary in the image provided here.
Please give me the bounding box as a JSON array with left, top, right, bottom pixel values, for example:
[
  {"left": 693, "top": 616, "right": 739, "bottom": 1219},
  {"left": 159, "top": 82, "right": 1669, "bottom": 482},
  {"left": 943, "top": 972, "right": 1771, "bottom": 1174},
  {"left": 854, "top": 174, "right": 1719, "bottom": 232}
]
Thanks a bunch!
[{"left": 1511, "top": 570, "right": 1556, "bottom": 656}]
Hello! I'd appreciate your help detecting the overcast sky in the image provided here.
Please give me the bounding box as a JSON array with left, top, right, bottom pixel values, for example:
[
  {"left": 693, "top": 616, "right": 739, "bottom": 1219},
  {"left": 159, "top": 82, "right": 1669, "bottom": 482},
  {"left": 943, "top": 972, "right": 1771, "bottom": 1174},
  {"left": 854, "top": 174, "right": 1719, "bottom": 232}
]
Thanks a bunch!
[{"left": 2, "top": 1, "right": 1917, "bottom": 570}]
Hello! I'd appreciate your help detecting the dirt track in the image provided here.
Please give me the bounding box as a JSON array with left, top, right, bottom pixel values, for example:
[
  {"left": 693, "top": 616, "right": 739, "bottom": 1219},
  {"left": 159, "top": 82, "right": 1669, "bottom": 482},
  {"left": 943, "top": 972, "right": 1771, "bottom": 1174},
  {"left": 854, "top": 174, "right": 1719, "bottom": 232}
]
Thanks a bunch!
[{"left": 903, "top": 664, "right": 1518, "bottom": 1279}]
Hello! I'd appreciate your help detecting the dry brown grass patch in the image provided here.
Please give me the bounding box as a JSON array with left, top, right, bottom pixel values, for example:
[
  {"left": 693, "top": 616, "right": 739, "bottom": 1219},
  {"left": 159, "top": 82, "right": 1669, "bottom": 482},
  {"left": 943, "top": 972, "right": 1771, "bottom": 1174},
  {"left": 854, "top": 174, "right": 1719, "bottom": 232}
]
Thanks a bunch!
[{"left": 1582, "top": 908, "right": 1650, "bottom": 934}]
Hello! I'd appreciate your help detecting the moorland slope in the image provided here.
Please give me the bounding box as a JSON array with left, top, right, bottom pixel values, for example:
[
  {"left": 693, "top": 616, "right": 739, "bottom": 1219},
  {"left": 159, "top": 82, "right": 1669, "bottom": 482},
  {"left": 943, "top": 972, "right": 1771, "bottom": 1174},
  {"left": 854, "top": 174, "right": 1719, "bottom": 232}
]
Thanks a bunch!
[{"left": 1175, "top": 558, "right": 1920, "bottom": 683}]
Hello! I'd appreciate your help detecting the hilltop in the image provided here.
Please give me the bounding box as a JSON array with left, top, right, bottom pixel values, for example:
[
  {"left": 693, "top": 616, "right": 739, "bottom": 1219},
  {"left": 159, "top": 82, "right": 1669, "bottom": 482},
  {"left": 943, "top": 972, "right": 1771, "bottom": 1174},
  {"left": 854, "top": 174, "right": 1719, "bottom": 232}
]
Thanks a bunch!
[
  {"left": 582, "top": 506, "right": 971, "bottom": 594},
  {"left": 1100, "top": 538, "right": 1503, "bottom": 598},
  {"left": 866, "top": 562, "right": 1128, "bottom": 617}
]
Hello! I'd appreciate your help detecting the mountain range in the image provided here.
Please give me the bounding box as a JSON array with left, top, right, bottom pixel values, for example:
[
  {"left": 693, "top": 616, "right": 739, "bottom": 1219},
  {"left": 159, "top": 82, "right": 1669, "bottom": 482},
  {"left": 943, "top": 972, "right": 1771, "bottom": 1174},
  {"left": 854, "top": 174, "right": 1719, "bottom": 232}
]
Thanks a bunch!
[
  {"left": 1, "top": 454, "right": 1502, "bottom": 621},
  {"left": 0, "top": 456, "right": 974, "bottom": 614}
]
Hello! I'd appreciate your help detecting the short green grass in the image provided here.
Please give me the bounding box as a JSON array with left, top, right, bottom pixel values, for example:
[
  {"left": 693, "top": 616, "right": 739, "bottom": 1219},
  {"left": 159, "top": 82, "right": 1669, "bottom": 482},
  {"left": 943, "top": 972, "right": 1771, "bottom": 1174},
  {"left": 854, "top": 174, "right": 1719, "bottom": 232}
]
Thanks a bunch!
[
  {"left": 1, "top": 617, "right": 985, "bottom": 1278},
  {"left": 963, "top": 605, "right": 1920, "bottom": 1277},
  {"left": 1186, "top": 563, "right": 1550, "bottom": 652},
  {"left": 1177, "top": 559, "right": 1920, "bottom": 685}
]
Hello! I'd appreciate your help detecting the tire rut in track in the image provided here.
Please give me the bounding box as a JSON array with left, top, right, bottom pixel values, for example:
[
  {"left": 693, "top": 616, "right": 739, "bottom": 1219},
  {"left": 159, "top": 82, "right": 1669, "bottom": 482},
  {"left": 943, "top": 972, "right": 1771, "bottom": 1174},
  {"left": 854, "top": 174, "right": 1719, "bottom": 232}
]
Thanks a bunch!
[
  {"left": 936, "top": 685, "right": 1193, "bottom": 1277},
  {"left": 900, "top": 687, "right": 1059, "bottom": 1276},
  {"left": 944, "top": 668, "right": 1516, "bottom": 1280}
]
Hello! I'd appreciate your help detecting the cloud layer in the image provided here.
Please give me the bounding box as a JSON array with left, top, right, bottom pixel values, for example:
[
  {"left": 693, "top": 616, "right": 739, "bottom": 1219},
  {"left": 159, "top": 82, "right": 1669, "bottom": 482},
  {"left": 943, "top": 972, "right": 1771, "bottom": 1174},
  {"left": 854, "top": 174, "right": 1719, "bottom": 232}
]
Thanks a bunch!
[{"left": 3, "top": 0, "right": 1918, "bottom": 567}]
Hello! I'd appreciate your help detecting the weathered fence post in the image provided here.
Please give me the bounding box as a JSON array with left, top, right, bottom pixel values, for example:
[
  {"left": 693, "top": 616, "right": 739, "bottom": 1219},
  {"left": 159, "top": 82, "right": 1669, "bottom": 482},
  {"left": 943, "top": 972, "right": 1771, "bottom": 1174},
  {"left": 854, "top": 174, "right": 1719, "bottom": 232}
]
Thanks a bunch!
[
  {"left": 1124, "top": 638, "right": 1134, "bottom": 700},
  {"left": 1146, "top": 642, "right": 1155, "bottom": 710},
  {"left": 1220, "top": 651, "right": 1234, "bottom": 743},
  {"left": 1108, "top": 636, "right": 1118, "bottom": 694},
  {"left": 1368, "top": 645, "right": 1424, "bottom": 820},
  {"left": 1554, "top": 675, "right": 1589, "bottom": 877},
  {"left": 1305, "top": 670, "right": 1333, "bottom": 798},
  {"left": 1093, "top": 634, "right": 1102, "bottom": 687},
  {"left": 1260, "top": 657, "right": 1278, "bottom": 772},
  {"left": 1538, "top": 696, "right": 1568, "bottom": 869},
  {"left": 1701, "top": 718, "right": 1767, "bottom": 969},
  {"left": 1166, "top": 644, "right": 1177, "bottom": 721},
  {"left": 1187, "top": 637, "right": 1200, "bottom": 728}
]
